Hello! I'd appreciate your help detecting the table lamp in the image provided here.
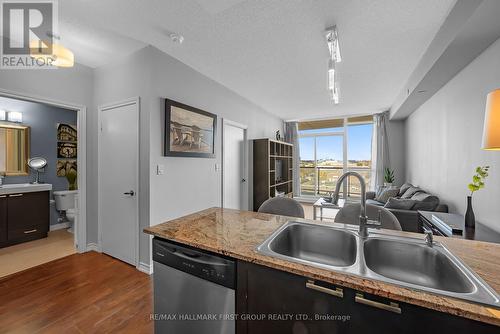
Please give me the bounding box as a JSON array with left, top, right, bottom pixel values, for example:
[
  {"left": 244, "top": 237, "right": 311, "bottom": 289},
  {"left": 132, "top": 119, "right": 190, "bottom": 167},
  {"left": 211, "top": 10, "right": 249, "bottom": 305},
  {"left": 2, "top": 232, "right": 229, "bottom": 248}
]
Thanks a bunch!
[{"left": 482, "top": 89, "right": 500, "bottom": 150}]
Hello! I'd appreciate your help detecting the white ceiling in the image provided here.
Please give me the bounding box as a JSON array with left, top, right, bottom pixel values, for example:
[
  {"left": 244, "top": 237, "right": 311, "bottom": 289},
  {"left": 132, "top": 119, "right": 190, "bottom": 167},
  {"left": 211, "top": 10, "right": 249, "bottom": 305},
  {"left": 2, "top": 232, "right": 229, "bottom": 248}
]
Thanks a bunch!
[{"left": 57, "top": 0, "right": 456, "bottom": 120}]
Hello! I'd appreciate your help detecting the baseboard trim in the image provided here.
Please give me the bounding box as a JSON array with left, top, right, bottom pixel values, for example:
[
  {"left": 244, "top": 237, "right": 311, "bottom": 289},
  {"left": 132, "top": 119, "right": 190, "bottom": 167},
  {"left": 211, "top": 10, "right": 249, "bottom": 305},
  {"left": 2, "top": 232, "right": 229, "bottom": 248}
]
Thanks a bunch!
[
  {"left": 50, "top": 222, "right": 69, "bottom": 231},
  {"left": 138, "top": 261, "right": 153, "bottom": 275},
  {"left": 86, "top": 243, "right": 101, "bottom": 253}
]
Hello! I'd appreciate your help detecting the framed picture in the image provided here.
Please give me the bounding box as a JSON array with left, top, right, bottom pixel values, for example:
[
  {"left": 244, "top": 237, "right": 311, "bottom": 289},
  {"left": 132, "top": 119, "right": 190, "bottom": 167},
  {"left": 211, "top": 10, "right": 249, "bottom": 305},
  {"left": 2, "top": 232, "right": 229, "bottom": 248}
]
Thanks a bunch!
[
  {"left": 57, "top": 160, "right": 77, "bottom": 177},
  {"left": 164, "top": 99, "right": 217, "bottom": 158},
  {"left": 57, "top": 142, "right": 77, "bottom": 159},
  {"left": 57, "top": 123, "right": 77, "bottom": 142}
]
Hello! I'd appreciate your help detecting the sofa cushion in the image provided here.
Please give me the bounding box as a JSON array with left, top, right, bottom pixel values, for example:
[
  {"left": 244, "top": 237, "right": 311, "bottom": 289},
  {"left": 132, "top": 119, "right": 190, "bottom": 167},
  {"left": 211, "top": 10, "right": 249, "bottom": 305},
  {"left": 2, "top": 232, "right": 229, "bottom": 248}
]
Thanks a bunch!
[
  {"left": 400, "top": 186, "right": 422, "bottom": 199},
  {"left": 411, "top": 192, "right": 440, "bottom": 211},
  {"left": 384, "top": 198, "right": 417, "bottom": 210},
  {"left": 375, "top": 188, "right": 400, "bottom": 204},
  {"left": 398, "top": 183, "right": 413, "bottom": 196},
  {"left": 366, "top": 199, "right": 384, "bottom": 206}
]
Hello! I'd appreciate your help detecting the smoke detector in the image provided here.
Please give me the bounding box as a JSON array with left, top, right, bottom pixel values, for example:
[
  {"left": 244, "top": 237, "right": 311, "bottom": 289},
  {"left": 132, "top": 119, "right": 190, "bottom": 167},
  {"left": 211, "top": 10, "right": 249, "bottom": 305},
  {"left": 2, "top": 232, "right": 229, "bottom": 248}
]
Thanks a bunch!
[{"left": 169, "top": 33, "right": 184, "bottom": 44}]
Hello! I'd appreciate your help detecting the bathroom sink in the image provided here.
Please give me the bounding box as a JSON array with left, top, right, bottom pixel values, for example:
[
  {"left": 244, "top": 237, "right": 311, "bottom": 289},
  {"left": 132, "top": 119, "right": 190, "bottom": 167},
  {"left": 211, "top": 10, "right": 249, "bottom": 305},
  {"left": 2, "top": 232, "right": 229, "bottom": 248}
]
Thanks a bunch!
[
  {"left": 1, "top": 183, "right": 32, "bottom": 188},
  {"left": 257, "top": 222, "right": 357, "bottom": 268},
  {"left": 363, "top": 238, "right": 474, "bottom": 293},
  {"left": 0, "top": 183, "right": 52, "bottom": 195}
]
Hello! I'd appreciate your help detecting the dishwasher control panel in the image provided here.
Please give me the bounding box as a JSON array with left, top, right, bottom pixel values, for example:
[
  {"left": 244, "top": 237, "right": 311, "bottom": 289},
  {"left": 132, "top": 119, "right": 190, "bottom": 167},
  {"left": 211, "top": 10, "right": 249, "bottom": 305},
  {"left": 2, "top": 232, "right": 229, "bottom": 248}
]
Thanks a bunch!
[{"left": 153, "top": 238, "right": 235, "bottom": 289}]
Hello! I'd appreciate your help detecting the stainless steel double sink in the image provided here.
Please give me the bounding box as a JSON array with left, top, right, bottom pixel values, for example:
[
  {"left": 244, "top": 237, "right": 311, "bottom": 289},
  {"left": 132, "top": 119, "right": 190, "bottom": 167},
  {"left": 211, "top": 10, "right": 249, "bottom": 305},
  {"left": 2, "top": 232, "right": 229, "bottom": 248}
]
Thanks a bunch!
[{"left": 257, "top": 221, "right": 500, "bottom": 307}]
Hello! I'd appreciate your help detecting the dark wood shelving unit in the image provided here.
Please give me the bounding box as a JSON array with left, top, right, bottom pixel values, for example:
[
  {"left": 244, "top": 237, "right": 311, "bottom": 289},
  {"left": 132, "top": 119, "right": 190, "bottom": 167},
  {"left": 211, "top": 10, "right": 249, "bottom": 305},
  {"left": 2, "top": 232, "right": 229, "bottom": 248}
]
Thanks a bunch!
[{"left": 253, "top": 138, "right": 294, "bottom": 211}]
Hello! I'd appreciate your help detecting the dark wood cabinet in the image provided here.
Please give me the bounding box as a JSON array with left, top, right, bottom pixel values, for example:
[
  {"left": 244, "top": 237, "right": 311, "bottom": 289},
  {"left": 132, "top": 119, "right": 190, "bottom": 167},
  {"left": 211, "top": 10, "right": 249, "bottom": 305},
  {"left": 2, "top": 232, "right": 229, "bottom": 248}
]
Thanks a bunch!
[
  {"left": 237, "top": 261, "right": 347, "bottom": 334},
  {"left": 253, "top": 139, "right": 294, "bottom": 211},
  {"left": 0, "top": 195, "right": 7, "bottom": 244},
  {"left": 0, "top": 191, "right": 49, "bottom": 248},
  {"left": 237, "top": 261, "right": 498, "bottom": 334}
]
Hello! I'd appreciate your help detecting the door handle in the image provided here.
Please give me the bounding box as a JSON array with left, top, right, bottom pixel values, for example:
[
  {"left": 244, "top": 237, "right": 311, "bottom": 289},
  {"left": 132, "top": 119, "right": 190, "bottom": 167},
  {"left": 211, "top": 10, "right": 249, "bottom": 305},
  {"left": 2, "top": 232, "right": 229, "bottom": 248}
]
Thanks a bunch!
[
  {"left": 124, "top": 190, "right": 135, "bottom": 196},
  {"left": 241, "top": 178, "right": 246, "bottom": 183}
]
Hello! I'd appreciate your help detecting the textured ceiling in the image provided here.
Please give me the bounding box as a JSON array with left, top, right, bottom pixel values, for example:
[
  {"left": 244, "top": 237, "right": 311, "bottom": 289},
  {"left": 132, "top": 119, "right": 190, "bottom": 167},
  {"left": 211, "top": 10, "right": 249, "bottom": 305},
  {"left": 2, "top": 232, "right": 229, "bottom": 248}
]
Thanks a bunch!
[{"left": 57, "top": 0, "right": 456, "bottom": 119}]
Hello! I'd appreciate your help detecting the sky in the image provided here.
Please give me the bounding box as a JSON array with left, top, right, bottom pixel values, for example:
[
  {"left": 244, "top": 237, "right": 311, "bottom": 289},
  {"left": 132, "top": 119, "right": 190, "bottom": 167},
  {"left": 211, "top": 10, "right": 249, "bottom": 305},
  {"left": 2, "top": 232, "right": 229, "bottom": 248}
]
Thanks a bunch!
[{"left": 299, "top": 124, "right": 373, "bottom": 161}]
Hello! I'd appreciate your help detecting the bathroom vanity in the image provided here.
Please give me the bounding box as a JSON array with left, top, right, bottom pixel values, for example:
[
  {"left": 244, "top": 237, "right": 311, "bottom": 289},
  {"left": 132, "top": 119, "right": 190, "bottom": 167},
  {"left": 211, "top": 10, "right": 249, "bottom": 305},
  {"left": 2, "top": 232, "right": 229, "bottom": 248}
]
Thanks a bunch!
[{"left": 0, "top": 184, "right": 52, "bottom": 248}]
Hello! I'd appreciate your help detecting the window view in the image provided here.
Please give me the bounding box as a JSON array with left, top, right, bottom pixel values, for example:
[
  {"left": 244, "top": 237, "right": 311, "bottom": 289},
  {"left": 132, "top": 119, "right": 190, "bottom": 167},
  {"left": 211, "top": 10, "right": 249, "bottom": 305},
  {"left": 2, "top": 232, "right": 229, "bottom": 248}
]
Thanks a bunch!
[{"left": 298, "top": 117, "right": 373, "bottom": 198}]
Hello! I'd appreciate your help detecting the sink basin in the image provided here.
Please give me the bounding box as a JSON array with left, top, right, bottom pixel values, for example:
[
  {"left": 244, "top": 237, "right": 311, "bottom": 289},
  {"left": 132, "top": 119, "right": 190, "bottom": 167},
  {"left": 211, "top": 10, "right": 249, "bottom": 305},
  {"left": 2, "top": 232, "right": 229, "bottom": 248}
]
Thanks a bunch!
[
  {"left": 257, "top": 221, "right": 500, "bottom": 307},
  {"left": 364, "top": 238, "right": 474, "bottom": 293},
  {"left": 258, "top": 222, "right": 357, "bottom": 268}
]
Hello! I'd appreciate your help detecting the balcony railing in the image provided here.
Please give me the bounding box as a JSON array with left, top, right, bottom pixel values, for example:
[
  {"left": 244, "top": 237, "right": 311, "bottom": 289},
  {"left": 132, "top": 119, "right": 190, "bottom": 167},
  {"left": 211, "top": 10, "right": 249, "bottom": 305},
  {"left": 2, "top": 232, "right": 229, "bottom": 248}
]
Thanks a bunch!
[{"left": 299, "top": 166, "right": 371, "bottom": 198}]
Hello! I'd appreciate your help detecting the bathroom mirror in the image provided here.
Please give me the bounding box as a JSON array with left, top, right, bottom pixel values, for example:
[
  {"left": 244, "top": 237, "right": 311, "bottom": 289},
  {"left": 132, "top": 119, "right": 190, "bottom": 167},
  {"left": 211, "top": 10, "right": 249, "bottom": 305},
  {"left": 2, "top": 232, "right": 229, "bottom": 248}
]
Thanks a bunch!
[
  {"left": 28, "top": 157, "right": 47, "bottom": 184},
  {"left": 28, "top": 157, "right": 47, "bottom": 170},
  {"left": 0, "top": 123, "right": 30, "bottom": 176}
]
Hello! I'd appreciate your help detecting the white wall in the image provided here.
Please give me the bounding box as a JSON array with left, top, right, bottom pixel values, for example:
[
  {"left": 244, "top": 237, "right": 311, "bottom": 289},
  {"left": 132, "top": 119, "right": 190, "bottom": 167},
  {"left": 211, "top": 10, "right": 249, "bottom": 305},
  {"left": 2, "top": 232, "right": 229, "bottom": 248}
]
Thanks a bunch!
[
  {"left": 93, "top": 48, "right": 153, "bottom": 254},
  {"left": 94, "top": 46, "right": 283, "bottom": 266},
  {"left": 0, "top": 64, "right": 96, "bottom": 242},
  {"left": 148, "top": 47, "right": 283, "bottom": 225},
  {"left": 405, "top": 37, "right": 500, "bottom": 233},
  {"left": 387, "top": 120, "right": 406, "bottom": 186}
]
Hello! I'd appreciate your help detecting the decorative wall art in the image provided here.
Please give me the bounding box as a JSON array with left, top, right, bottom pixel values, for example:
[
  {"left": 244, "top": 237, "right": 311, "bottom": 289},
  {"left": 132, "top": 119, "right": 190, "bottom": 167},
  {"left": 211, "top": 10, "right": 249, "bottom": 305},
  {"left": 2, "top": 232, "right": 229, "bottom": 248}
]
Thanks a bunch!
[
  {"left": 164, "top": 99, "right": 216, "bottom": 158},
  {"left": 57, "top": 123, "right": 77, "bottom": 142},
  {"left": 57, "top": 142, "right": 77, "bottom": 159},
  {"left": 56, "top": 159, "right": 77, "bottom": 177}
]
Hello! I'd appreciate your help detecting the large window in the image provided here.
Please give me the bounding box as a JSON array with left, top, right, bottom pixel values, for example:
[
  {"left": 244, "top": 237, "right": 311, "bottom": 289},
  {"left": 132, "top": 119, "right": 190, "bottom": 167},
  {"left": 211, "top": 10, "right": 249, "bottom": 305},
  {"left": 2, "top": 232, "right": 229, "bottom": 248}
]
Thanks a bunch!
[{"left": 298, "top": 116, "right": 373, "bottom": 198}]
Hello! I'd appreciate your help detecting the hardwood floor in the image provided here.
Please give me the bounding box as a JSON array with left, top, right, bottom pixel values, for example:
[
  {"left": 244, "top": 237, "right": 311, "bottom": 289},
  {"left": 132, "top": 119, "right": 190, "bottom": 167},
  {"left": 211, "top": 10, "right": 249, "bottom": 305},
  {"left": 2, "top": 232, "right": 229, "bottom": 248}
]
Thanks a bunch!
[{"left": 0, "top": 251, "right": 153, "bottom": 334}]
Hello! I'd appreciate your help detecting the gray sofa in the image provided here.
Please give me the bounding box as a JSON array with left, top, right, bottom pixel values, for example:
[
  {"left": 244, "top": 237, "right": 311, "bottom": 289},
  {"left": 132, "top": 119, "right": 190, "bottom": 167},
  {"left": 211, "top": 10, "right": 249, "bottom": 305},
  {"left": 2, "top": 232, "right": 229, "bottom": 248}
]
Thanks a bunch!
[{"left": 365, "top": 185, "right": 448, "bottom": 233}]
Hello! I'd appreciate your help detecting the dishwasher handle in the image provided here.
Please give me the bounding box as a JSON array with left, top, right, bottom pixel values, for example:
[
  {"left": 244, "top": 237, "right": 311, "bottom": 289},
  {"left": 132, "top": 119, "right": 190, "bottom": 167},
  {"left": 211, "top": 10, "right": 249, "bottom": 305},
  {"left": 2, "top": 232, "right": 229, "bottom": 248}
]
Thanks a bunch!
[
  {"left": 154, "top": 241, "right": 231, "bottom": 267},
  {"left": 153, "top": 238, "right": 236, "bottom": 289}
]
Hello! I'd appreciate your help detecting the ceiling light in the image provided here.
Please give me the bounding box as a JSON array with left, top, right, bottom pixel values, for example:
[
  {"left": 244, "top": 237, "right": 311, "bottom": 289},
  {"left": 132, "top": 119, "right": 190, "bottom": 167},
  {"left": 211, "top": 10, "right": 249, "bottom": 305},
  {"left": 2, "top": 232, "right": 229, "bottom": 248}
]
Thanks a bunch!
[
  {"left": 0, "top": 110, "right": 6, "bottom": 121},
  {"left": 7, "top": 111, "right": 23, "bottom": 123},
  {"left": 30, "top": 41, "right": 74, "bottom": 68},
  {"left": 328, "top": 59, "right": 336, "bottom": 92},
  {"left": 326, "top": 26, "right": 341, "bottom": 104},
  {"left": 326, "top": 26, "right": 341, "bottom": 63}
]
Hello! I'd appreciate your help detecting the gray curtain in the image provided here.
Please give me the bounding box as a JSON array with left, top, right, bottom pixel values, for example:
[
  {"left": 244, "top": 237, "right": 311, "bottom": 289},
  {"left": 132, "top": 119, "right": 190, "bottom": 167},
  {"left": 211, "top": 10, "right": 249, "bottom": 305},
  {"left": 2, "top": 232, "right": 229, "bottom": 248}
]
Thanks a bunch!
[
  {"left": 371, "top": 111, "right": 391, "bottom": 190},
  {"left": 285, "top": 122, "right": 301, "bottom": 196}
]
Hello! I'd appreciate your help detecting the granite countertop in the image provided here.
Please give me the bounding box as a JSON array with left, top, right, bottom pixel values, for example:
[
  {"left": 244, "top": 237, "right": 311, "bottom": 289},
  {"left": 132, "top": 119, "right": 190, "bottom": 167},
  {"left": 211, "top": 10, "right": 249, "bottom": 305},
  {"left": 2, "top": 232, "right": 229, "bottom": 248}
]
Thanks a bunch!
[{"left": 144, "top": 207, "right": 500, "bottom": 326}]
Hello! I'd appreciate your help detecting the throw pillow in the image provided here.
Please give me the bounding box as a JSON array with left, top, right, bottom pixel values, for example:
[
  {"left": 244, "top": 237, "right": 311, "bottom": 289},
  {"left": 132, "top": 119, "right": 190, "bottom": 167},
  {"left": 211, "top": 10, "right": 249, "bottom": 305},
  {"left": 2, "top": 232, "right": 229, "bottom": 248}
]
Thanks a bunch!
[
  {"left": 411, "top": 193, "right": 440, "bottom": 211},
  {"left": 400, "top": 186, "right": 422, "bottom": 199},
  {"left": 398, "top": 183, "right": 413, "bottom": 196},
  {"left": 384, "top": 197, "right": 416, "bottom": 210},
  {"left": 375, "top": 188, "right": 400, "bottom": 204}
]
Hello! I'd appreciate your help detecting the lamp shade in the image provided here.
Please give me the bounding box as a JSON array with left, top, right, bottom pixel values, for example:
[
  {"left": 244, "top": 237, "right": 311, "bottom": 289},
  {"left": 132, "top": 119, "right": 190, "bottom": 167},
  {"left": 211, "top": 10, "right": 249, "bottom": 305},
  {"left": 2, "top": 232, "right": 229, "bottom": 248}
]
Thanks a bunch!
[{"left": 482, "top": 89, "right": 500, "bottom": 150}]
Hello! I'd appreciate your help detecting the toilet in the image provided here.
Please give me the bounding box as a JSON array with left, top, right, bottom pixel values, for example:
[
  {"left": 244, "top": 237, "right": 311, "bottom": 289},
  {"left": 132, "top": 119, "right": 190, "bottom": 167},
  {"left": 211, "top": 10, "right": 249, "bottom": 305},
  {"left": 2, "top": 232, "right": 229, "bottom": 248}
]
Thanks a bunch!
[{"left": 53, "top": 190, "right": 78, "bottom": 233}]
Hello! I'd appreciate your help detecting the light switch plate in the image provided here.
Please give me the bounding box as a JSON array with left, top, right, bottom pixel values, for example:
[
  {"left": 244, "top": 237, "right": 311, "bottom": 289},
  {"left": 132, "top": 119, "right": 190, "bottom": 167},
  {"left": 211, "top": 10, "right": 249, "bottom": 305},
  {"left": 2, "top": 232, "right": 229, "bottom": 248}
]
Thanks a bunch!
[
  {"left": 157, "top": 164, "right": 165, "bottom": 175},
  {"left": 215, "top": 163, "right": 221, "bottom": 171}
]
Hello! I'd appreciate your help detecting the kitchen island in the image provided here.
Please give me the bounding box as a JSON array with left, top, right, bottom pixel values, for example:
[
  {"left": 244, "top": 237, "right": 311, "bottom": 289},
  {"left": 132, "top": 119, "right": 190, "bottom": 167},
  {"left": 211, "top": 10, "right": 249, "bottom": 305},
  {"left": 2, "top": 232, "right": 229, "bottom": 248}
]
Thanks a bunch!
[{"left": 144, "top": 207, "right": 500, "bottom": 331}]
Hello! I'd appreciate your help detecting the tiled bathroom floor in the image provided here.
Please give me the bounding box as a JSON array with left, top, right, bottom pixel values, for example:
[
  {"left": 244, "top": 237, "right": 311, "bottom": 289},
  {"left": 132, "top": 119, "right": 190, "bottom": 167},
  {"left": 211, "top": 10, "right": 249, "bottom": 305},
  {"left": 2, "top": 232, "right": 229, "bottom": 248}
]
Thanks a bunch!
[{"left": 0, "top": 229, "right": 76, "bottom": 278}]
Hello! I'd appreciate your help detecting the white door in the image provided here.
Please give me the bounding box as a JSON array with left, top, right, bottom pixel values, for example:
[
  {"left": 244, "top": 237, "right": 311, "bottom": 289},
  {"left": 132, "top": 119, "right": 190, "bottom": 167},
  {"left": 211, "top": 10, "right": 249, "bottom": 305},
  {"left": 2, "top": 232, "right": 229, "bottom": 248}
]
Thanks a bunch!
[
  {"left": 223, "top": 120, "right": 248, "bottom": 210},
  {"left": 99, "top": 99, "right": 139, "bottom": 266}
]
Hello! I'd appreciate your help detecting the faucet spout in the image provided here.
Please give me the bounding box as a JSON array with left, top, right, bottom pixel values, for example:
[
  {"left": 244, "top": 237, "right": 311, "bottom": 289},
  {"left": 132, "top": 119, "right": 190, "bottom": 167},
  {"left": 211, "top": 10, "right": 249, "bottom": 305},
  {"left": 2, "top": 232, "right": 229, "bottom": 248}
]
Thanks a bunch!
[{"left": 332, "top": 171, "right": 371, "bottom": 238}]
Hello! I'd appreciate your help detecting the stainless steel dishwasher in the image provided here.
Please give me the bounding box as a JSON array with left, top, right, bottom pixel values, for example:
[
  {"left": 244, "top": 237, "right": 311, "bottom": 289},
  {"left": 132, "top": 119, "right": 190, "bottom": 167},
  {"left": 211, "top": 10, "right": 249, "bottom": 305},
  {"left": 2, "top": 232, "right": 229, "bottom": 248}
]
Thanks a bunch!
[{"left": 153, "top": 238, "right": 236, "bottom": 334}]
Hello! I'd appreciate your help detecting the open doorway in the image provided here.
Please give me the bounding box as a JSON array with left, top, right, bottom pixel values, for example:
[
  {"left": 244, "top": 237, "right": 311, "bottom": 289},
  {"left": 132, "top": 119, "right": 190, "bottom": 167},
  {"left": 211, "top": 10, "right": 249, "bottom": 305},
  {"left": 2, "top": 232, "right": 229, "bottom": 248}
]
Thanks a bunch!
[{"left": 0, "top": 92, "right": 86, "bottom": 278}]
